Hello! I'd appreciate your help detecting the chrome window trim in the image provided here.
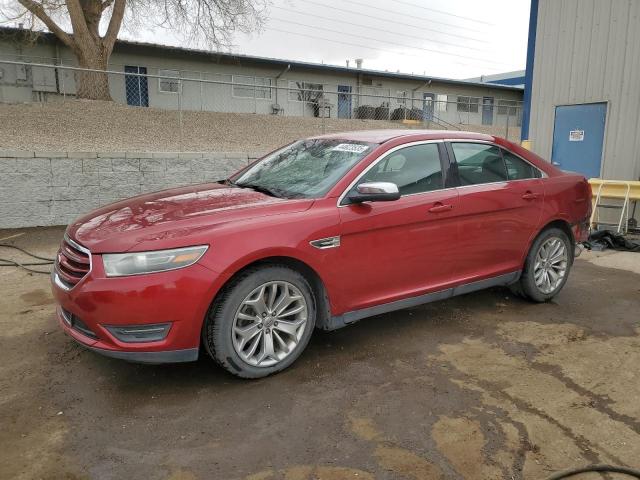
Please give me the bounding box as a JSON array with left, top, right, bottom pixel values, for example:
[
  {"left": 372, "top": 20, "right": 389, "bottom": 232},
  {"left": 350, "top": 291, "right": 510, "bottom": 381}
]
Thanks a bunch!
[
  {"left": 455, "top": 179, "right": 527, "bottom": 190},
  {"left": 337, "top": 139, "right": 445, "bottom": 207},
  {"left": 445, "top": 139, "right": 548, "bottom": 179},
  {"left": 336, "top": 138, "right": 548, "bottom": 208},
  {"left": 53, "top": 234, "right": 93, "bottom": 291}
]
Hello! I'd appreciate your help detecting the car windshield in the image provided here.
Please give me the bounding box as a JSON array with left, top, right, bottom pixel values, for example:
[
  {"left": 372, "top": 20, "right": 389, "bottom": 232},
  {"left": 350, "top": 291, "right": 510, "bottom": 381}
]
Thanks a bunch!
[{"left": 231, "top": 139, "right": 376, "bottom": 199}]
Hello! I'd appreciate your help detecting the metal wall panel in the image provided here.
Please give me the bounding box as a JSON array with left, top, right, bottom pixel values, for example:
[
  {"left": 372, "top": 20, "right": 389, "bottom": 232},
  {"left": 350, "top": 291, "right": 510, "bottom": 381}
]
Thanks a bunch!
[{"left": 529, "top": 0, "right": 640, "bottom": 180}]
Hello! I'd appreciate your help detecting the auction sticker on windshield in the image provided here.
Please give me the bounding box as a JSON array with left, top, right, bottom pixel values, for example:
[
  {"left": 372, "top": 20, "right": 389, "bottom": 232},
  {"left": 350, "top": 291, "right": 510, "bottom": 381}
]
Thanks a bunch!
[{"left": 332, "top": 144, "right": 370, "bottom": 154}]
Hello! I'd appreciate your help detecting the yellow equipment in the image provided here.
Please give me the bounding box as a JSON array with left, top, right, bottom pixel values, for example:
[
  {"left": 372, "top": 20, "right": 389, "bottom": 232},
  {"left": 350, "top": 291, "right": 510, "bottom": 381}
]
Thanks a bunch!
[{"left": 588, "top": 179, "right": 640, "bottom": 234}]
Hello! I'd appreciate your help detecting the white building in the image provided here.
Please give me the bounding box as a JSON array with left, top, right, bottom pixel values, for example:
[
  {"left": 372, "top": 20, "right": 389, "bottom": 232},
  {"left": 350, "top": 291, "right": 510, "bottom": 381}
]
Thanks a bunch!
[{"left": 0, "top": 27, "right": 523, "bottom": 129}]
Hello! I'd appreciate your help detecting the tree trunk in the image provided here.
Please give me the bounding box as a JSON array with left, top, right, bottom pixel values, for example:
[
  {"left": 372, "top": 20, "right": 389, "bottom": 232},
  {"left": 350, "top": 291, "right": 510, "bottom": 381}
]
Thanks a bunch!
[
  {"left": 18, "top": 0, "right": 126, "bottom": 101},
  {"left": 75, "top": 50, "right": 112, "bottom": 101}
]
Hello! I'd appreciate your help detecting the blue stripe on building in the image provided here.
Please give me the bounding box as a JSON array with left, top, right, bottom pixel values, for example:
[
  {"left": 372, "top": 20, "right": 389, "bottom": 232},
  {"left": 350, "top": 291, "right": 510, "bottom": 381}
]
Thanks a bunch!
[{"left": 521, "top": 0, "right": 539, "bottom": 141}]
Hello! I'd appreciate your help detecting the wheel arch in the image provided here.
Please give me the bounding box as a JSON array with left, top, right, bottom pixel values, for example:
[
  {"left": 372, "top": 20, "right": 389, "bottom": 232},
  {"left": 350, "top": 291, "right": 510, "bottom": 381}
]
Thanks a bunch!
[
  {"left": 206, "top": 255, "right": 333, "bottom": 332},
  {"left": 540, "top": 218, "right": 575, "bottom": 244},
  {"left": 523, "top": 218, "right": 576, "bottom": 269}
]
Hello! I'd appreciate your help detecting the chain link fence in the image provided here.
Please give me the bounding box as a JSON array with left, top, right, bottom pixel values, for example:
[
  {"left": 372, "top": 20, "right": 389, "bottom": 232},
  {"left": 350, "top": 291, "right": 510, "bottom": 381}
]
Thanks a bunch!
[{"left": 0, "top": 59, "right": 523, "bottom": 152}]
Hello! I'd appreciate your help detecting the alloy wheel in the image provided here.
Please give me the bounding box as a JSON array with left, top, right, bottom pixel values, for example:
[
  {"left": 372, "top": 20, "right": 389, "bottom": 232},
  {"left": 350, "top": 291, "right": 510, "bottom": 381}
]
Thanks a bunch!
[
  {"left": 533, "top": 237, "right": 568, "bottom": 294},
  {"left": 232, "top": 281, "right": 308, "bottom": 367}
]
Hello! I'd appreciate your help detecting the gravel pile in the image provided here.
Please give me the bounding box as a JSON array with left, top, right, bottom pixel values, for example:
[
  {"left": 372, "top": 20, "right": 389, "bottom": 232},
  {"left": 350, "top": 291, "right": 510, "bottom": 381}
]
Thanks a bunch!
[{"left": 0, "top": 100, "right": 520, "bottom": 154}]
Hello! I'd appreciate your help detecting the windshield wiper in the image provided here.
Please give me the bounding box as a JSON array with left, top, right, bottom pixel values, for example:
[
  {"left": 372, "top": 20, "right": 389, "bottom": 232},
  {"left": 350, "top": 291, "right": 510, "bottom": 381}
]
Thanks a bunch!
[{"left": 235, "top": 182, "right": 285, "bottom": 198}]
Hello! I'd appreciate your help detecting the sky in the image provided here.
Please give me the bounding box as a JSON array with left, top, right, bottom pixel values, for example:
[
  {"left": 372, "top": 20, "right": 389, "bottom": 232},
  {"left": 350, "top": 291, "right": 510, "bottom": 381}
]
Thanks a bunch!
[
  {"left": 2, "top": 0, "right": 531, "bottom": 80},
  {"left": 132, "top": 0, "right": 531, "bottom": 80}
]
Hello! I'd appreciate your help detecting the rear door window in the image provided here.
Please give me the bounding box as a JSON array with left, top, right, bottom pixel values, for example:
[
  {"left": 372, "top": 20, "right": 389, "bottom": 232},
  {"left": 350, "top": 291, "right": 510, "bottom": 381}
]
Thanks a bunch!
[
  {"left": 502, "top": 149, "right": 541, "bottom": 180},
  {"left": 451, "top": 143, "right": 507, "bottom": 185}
]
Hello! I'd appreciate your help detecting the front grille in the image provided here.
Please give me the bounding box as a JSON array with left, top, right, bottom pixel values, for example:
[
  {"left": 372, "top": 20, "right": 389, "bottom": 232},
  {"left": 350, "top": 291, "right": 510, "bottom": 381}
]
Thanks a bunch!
[
  {"left": 55, "top": 236, "right": 91, "bottom": 289},
  {"left": 61, "top": 308, "right": 98, "bottom": 339}
]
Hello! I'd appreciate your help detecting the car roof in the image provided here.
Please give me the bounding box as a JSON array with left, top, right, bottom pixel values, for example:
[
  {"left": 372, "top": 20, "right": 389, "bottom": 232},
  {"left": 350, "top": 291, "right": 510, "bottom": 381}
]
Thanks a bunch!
[{"left": 309, "top": 129, "right": 496, "bottom": 144}]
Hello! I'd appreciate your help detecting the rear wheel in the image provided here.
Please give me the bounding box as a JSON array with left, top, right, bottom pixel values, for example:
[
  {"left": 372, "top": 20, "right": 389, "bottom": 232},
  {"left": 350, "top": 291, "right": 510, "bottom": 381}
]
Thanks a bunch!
[
  {"left": 203, "top": 265, "right": 316, "bottom": 378},
  {"left": 512, "top": 227, "right": 573, "bottom": 302}
]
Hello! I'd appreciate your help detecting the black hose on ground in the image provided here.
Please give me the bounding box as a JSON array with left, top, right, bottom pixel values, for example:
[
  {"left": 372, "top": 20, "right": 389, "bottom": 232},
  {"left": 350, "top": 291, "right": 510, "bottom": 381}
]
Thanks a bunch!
[
  {"left": 545, "top": 464, "right": 640, "bottom": 479},
  {"left": 0, "top": 243, "right": 55, "bottom": 262},
  {"left": 0, "top": 258, "right": 52, "bottom": 274},
  {"left": 0, "top": 243, "right": 55, "bottom": 274}
]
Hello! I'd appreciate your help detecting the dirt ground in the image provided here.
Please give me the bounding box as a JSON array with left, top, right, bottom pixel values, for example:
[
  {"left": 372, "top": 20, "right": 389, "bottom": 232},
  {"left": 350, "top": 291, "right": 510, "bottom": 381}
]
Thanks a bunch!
[
  {"left": 0, "top": 101, "right": 520, "bottom": 153},
  {"left": 0, "top": 227, "right": 638, "bottom": 480}
]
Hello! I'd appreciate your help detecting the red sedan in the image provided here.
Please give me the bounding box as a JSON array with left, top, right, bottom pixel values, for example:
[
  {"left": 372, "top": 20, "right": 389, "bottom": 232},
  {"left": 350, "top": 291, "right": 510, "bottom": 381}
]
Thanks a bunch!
[{"left": 51, "top": 130, "right": 592, "bottom": 378}]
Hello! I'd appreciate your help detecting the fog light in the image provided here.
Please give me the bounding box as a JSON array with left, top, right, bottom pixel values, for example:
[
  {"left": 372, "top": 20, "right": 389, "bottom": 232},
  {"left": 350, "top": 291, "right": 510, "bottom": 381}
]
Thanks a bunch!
[{"left": 104, "top": 323, "right": 172, "bottom": 343}]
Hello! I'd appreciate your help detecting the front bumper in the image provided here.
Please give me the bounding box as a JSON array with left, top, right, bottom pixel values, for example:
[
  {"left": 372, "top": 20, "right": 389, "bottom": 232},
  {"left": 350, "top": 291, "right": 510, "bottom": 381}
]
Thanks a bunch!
[
  {"left": 58, "top": 312, "right": 198, "bottom": 364},
  {"left": 52, "top": 252, "right": 229, "bottom": 364}
]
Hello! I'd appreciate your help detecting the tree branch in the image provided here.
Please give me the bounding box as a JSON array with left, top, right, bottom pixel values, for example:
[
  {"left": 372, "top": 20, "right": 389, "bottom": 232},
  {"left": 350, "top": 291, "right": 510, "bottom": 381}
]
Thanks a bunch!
[
  {"left": 103, "top": 0, "right": 125, "bottom": 55},
  {"left": 101, "top": 0, "right": 115, "bottom": 12},
  {"left": 64, "top": 0, "right": 92, "bottom": 45},
  {"left": 17, "top": 0, "right": 75, "bottom": 51}
]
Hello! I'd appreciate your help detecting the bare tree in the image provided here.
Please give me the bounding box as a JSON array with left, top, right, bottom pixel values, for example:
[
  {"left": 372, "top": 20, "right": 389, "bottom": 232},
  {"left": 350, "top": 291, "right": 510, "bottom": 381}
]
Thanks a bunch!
[{"left": 1, "top": 0, "right": 267, "bottom": 100}]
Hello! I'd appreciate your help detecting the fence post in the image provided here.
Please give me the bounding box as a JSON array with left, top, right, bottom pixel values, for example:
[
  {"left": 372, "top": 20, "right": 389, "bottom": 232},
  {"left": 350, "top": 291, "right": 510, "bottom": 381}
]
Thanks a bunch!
[
  {"left": 61, "top": 61, "right": 66, "bottom": 102},
  {"left": 200, "top": 71, "right": 204, "bottom": 112},
  {"left": 179, "top": 80, "right": 184, "bottom": 152},
  {"left": 505, "top": 111, "right": 510, "bottom": 140}
]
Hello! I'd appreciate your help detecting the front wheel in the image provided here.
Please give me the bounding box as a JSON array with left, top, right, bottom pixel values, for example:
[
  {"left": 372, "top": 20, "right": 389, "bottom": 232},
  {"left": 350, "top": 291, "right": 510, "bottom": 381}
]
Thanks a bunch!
[
  {"left": 512, "top": 227, "right": 573, "bottom": 302},
  {"left": 203, "top": 265, "right": 316, "bottom": 378}
]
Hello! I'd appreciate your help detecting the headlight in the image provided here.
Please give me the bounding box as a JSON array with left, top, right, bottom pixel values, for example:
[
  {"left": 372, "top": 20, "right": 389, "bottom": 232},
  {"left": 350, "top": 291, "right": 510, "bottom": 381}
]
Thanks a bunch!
[{"left": 103, "top": 245, "right": 208, "bottom": 277}]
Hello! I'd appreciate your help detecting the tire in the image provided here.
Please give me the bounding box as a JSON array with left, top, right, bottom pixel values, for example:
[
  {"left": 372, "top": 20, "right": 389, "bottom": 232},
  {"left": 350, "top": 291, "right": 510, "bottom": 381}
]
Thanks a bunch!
[
  {"left": 513, "top": 227, "right": 573, "bottom": 302},
  {"left": 202, "top": 265, "right": 316, "bottom": 378}
]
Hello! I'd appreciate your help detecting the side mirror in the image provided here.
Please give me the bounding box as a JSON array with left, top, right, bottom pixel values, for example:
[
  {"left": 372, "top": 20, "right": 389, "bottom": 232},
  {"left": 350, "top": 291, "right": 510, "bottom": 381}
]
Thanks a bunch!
[{"left": 347, "top": 182, "right": 400, "bottom": 204}]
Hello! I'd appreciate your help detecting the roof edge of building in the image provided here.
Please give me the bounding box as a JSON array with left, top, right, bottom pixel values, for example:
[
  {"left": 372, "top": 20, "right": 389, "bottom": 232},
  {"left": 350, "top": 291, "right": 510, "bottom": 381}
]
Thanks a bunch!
[{"left": 0, "top": 26, "right": 524, "bottom": 92}]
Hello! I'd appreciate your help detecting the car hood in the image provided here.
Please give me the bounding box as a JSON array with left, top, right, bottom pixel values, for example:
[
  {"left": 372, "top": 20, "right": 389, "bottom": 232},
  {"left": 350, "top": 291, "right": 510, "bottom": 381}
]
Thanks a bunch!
[{"left": 67, "top": 183, "right": 314, "bottom": 253}]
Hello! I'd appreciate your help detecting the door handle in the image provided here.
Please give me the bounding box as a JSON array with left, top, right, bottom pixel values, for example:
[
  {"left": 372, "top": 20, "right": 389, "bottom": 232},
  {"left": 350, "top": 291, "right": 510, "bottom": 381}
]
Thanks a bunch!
[
  {"left": 522, "top": 191, "right": 540, "bottom": 200},
  {"left": 428, "top": 203, "right": 453, "bottom": 213}
]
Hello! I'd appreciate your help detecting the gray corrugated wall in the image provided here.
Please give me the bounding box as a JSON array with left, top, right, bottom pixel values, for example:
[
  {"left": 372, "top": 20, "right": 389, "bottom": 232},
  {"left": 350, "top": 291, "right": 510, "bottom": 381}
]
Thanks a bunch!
[{"left": 529, "top": 0, "right": 640, "bottom": 180}]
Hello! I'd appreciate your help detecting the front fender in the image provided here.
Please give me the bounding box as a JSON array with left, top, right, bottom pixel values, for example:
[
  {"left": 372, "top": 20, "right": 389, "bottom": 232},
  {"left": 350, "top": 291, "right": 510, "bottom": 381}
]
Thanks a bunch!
[{"left": 197, "top": 200, "right": 343, "bottom": 314}]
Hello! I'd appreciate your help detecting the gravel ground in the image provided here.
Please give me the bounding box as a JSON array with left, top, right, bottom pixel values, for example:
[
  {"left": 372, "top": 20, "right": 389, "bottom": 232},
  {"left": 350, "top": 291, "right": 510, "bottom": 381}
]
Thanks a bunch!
[
  {"left": 0, "top": 227, "right": 638, "bottom": 480},
  {"left": 0, "top": 100, "right": 520, "bottom": 154}
]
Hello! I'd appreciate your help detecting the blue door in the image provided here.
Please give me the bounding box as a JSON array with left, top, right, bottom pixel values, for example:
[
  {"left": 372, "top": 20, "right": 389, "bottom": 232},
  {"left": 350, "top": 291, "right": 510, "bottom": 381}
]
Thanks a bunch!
[
  {"left": 551, "top": 103, "right": 607, "bottom": 178},
  {"left": 423, "top": 93, "right": 434, "bottom": 121},
  {"left": 482, "top": 96, "right": 494, "bottom": 125},
  {"left": 125, "top": 65, "right": 149, "bottom": 107},
  {"left": 337, "top": 85, "right": 352, "bottom": 119}
]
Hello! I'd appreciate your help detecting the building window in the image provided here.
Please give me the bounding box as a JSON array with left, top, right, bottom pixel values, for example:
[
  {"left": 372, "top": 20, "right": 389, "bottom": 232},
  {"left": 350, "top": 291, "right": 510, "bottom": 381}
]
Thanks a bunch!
[
  {"left": 396, "top": 91, "right": 407, "bottom": 105},
  {"left": 457, "top": 96, "right": 480, "bottom": 113},
  {"left": 232, "top": 75, "right": 273, "bottom": 99},
  {"left": 158, "top": 69, "right": 180, "bottom": 93},
  {"left": 435, "top": 94, "right": 448, "bottom": 112},
  {"left": 497, "top": 99, "right": 519, "bottom": 115},
  {"left": 289, "top": 81, "right": 324, "bottom": 102}
]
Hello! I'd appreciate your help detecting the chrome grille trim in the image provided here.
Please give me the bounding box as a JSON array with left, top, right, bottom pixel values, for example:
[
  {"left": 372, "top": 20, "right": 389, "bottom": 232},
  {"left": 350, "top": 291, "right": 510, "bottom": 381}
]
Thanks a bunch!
[{"left": 54, "top": 234, "right": 92, "bottom": 291}]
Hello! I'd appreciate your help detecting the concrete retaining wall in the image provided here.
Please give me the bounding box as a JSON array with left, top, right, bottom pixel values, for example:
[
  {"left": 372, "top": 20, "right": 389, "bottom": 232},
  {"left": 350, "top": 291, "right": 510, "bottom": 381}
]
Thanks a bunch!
[{"left": 0, "top": 151, "right": 256, "bottom": 228}]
